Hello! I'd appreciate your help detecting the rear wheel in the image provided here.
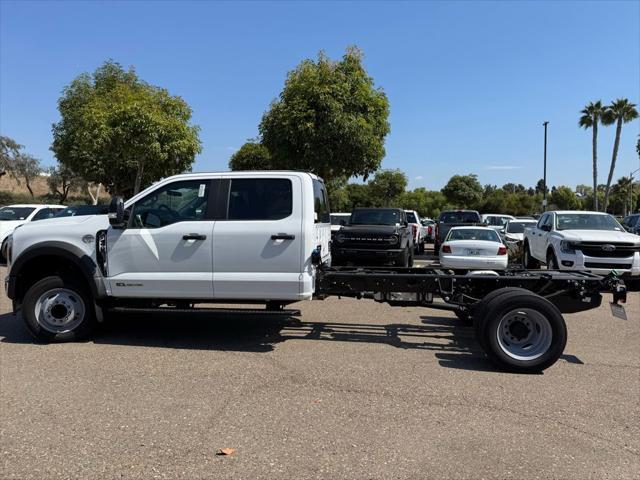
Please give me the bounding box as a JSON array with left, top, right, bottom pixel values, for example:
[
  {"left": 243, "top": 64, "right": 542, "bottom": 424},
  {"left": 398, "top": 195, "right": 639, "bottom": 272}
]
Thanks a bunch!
[
  {"left": 477, "top": 291, "right": 567, "bottom": 373},
  {"left": 21, "top": 275, "right": 95, "bottom": 342}
]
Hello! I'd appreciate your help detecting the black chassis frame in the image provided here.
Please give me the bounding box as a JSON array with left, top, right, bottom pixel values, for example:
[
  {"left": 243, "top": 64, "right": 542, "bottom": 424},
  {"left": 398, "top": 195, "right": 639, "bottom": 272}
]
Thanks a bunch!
[{"left": 315, "top": 266, "right": 628, "bottom": 314}]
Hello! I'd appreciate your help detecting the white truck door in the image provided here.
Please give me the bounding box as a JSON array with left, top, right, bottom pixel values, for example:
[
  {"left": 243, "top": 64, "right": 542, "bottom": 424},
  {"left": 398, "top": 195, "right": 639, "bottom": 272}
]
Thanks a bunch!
[
  {"left": 212, "top": 175, "right": 303, "bottom": 300},
  {"left": 106, "top": 179, "right": 216, "bottom": 299},
  {"left": 532, "top": 213, "right": 551, "bottom": 259}
]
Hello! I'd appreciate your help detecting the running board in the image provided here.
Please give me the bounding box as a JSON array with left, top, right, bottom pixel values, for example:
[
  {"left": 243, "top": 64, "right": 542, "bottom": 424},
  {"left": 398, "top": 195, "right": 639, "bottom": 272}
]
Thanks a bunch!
[{"left": 110, "top": 307, "right": 302, "bottom": 316}]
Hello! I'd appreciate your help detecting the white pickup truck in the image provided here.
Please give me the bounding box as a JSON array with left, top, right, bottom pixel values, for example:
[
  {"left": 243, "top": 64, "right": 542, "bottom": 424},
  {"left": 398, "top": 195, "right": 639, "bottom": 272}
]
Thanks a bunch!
[
  {"left": 522, "top": 210, "right": 640, "bottom": 276},
  {"left": 5, "top": 171, "right": 331, "bottom": 342}
]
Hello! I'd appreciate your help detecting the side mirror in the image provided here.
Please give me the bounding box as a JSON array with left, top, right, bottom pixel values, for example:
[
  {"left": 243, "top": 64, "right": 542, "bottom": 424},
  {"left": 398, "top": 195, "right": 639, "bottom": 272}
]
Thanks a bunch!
[
  {"left": 108, "top": 197, "right": 127, "bottom": 229},
  {"left": 403, "top": 221, "right": 409, "bottom": 227},
  {"left": 541, "top": 224, "right": 551, "bottom": 232}
]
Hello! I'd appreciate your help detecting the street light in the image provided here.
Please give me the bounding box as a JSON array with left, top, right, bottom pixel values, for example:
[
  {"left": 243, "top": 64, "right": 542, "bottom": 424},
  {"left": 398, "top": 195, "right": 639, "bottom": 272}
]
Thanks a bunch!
[
  {"left": 630, "top": 167, "right": 640, "bottom": 215},
  {"left": 542, "top": 121, "right": 549, "bottom": 212}
]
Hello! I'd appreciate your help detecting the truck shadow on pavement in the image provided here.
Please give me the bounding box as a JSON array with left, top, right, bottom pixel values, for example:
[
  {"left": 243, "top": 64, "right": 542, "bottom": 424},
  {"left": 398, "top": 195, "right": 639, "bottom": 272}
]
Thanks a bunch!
[{"left": 0, "top": 310, "right": 578, "bottom": 372}]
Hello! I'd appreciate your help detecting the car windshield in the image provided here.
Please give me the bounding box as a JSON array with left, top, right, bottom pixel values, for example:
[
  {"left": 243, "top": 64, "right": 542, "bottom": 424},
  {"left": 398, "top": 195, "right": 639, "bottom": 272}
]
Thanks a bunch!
[
  {"left": 0, "top": 207, "right": 35, "bottom": 220},
  {"left": 54, "top": 205, "right": 108, "bottom": 217},
  {"left": 405, "top": 212, "right": 418, "bottom": 223},
  {"left": 506, "top": 221, "right": 536, "bottom": 233},
  {"left": 350, "top": 209, "right": 402, "bottom": 226},
  {"left": 330, "top": 215, "right": 349, "bottom": 226},
  {"left": 447, "top": 229, "right": 500, "bottom": 242},
  {"left": 556, "top": 213, "right": 624, "bottom": 231},
  {"left": 440, "top": 211, "right": 481, "bottom": 223}
]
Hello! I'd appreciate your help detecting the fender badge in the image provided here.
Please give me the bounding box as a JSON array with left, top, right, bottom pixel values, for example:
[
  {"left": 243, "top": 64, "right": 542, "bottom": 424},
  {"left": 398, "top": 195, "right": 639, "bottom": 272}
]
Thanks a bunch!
[{"left": 82, "top": 235, "right": 95, "bottom": 244}]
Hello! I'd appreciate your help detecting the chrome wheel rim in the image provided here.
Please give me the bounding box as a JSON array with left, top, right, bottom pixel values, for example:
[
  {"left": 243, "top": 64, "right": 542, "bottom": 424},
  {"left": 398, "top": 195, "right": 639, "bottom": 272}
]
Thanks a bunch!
[
  {"left": 34, "top": 288, "right": 86, "bottom": 334},
  {"left": 496, "top": 308, "right": 553, "bottom": 361}
]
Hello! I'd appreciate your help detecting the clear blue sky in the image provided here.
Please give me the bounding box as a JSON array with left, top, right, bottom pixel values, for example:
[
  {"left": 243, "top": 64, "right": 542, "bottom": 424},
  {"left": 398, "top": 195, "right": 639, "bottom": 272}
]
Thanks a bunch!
[{"left": 1, "top": 0, "right": 639, "bottom": 190}]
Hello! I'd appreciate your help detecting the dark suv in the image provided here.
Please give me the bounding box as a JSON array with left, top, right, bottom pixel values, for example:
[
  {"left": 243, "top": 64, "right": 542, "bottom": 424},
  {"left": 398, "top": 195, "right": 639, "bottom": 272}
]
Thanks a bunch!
[{"left": 331, "top": 208, "right": 414, "bottom": 266}]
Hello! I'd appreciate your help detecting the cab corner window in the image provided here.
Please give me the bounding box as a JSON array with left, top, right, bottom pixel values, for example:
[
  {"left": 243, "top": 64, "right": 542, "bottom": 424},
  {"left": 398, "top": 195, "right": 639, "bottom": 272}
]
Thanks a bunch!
[
  {"left": 130, "top": 180, "right": 210, "bottom": 228},
  {"left": 313, "top": 179, "right": 330, "bottom": 223},
  {"left": 228, "top": 178, "right": 292, "bottom": 221}
]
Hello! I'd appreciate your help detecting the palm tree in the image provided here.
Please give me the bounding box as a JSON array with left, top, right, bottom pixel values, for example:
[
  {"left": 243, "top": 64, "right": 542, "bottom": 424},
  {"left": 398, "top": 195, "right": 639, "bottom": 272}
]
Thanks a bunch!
[
  {"left": 579, "top": 101, "right": 606, "bottom": 211},
  {"left": 602, "top": 98, "right": 639, "bottom": 211}
]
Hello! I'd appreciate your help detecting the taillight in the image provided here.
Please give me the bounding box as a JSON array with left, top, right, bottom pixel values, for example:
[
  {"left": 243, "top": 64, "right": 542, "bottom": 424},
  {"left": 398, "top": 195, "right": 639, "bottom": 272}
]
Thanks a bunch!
[
  {"left": 498, "top": 246, "right": 507, "bottom": 255},
  {"left": 427, "top": 226, "right": 432, "bottom": 235},
  {"left": 412, "top": 224, "right": 417, "bottom": 238},
  {"left": 442, "top": 244, "right": 452, "bottom": 253}
]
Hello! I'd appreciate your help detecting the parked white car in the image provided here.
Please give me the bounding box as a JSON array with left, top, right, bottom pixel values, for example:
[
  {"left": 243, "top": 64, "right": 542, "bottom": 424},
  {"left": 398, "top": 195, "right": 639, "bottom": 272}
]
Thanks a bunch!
[
  {"left": 482, "top": 213, "right": 515, "bottom": 230},
  {"left": 523, "top": 210, "right": 640, "bottom": 276},
  {"left": 439, "top": 226, "right": 508, "bottom": 270},
  {"left": 0, "top": 204, "right": 66, "bottom": 260},
  {"left": 404, "top": 210, "right": 426, "bottom": 254}
]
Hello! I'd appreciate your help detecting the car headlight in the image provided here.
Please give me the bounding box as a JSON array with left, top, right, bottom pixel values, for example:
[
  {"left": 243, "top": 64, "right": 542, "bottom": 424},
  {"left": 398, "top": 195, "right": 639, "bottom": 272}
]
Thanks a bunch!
[
  {"left": 560, "top": 240, "right": 578, "bottom": 254},
  {"left": 335, "top": 233, "right": 346, "bottom": 243}
]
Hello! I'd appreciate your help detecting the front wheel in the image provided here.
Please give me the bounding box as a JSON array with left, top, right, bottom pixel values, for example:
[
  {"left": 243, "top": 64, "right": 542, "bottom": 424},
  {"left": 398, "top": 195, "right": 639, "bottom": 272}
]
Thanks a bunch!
[
  {"left": 523, "top": 243, "right": 539, "bottom": 269},
  {"left": 21, "top": 275, "right": 95, "bottom": 342},
  {"left": 546, "top": 250, "right": 559, "bottom": 270}
]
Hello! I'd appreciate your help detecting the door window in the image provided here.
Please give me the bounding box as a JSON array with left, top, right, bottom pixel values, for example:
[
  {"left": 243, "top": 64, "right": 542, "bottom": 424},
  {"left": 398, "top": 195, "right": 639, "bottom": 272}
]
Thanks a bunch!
[
  {"left": 32, "top": 208, "right": 55, "bottom": 221},
  {"left": 130, "top": 180, "right": 210, "bottom": 228},
  {"left": 227, "top": 178, "right": 292, "bottom": 220}
]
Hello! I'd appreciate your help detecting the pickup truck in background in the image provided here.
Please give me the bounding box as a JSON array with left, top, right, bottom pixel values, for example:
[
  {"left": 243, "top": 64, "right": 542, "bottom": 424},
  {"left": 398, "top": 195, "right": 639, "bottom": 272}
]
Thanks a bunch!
[
  {"left": 404, "top": 209, "right": 426, "bottom": 254},
  {"left": 434, "top": 210, "right": 482, "bottom": 256},
  {"left": 522, "top": 210, "right": 640, "bottom": 276},
  {"left": 332, "top": 208, "right": 414, "bottom": 267}
]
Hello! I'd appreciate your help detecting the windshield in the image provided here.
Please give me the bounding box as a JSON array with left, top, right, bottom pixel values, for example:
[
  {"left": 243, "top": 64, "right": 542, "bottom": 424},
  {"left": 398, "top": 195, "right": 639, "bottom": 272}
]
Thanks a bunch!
[
  {"left": 0, "top": 207, "right": 35, "bottom": 221},
  {"left": 54, "top": 205, "right": 108, "bottom": 217},
  {"left": 440, "top": 211, "right": 481, "bottom": 223},
  {"left": 556, "top": 213, "right": 623, "bottom": 231},
  {"left": 350, "top": 209, "right": 403, "bottom": 226},
  {"left": 447, "top": 229, "right": 500, "bottom": 242},
  {"left": 405, "top": 212, "right": 418, "bottom": 223},
  {"left": 330, "top": 215, "right": 349, "bottom": 226},
  {"left": 506, "top": 221, "right": 536, "bottom": 233}
]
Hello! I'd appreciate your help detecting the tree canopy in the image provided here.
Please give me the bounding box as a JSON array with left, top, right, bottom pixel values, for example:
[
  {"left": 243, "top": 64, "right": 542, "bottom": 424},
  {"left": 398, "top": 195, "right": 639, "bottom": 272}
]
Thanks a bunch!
[
  {"left": 441, "top": 174, "right": 483, "bottom": 208},
  {"left": 52, "top": 60, "right": 201, "bottom": 196},
  {"left": 258, "top": 47, "right": 390, "bottom": 184},
  {"left": 228, "top": 141, "right": 272, "bottom": 171}
]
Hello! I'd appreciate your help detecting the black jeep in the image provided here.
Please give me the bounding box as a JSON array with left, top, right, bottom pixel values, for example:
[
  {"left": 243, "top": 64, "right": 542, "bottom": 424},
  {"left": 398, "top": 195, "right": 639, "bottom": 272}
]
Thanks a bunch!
[{"left": 331, "top": 208, "right": 414, "bottom": 267}]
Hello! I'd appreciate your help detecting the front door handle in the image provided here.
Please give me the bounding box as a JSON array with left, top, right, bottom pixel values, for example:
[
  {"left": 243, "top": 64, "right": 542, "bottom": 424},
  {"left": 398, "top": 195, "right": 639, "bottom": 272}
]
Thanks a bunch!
[
  {"left": 271, "top": 234, "right": 295, "bottom": 240},
  {"left": 183, "top": 233, "right": 207, "bottom": 241}
]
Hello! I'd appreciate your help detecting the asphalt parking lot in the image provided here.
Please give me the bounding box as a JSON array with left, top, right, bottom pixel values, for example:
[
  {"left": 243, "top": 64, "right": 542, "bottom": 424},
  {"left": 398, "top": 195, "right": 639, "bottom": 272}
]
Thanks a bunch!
[{"left": 1, "top": 251, "right": 639, "bottom": 479}]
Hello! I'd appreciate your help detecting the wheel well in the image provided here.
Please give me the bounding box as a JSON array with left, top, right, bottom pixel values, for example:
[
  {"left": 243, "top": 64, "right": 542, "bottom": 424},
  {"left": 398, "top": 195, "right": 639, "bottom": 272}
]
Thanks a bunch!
[
  {"left": 546, "top": 246, "right": 556, "bottom": 259},
  {"left": 14, "top": 255, "right": 87, "bottom": 303}
]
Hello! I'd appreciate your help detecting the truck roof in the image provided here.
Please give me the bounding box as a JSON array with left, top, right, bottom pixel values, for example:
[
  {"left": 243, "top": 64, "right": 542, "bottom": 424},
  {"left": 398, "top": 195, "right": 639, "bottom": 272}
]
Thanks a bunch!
[{"left": 159, "top": 171, "right": 324, "bottom": 182}]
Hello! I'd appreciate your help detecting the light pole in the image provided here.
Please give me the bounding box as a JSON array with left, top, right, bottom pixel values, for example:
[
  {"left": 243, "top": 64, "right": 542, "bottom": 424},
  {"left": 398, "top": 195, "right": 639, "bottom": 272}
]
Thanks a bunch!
[
  {"left": 542, "top": 121, "right": 549, "bottom": 212},
  {"left": 630, "top": 167, "right": 640, "bottom": 215}
]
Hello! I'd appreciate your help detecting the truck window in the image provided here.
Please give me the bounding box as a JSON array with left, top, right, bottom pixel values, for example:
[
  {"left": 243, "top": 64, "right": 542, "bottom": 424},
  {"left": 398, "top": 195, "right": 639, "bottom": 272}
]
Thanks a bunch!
[
  {"left": 439, "top": 211, "right": 481, "bottom": 223},
  {"left": 32, "top": 208, "right": 55, "bottom": 221},
  {"left": 228, "top": 178, "right": 292, "bottom": 221},
  {"left": 405, "top": 212, "right": 418, "bottom": 223},
  {"left": 313, "top": 179, "right": 330, "bottom": 223},
  {"left": 130, "top": 180, "right": 210, "bottom": 228}
]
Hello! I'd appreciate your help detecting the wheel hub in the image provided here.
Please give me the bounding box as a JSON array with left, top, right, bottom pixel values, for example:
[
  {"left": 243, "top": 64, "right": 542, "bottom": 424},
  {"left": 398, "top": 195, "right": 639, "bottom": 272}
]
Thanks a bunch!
[
  {"left": 496, "top": 308, "right": 553, "bottom": 361},
  {"left": 34, "top": 288, "right": 86, "bottom": 334}
]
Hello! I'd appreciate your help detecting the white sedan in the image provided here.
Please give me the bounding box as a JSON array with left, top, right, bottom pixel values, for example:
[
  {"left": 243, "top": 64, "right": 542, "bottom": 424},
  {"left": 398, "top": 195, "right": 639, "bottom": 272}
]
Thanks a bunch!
[{"left": 439, "top": 226, "right": 508, "bottom": 270}]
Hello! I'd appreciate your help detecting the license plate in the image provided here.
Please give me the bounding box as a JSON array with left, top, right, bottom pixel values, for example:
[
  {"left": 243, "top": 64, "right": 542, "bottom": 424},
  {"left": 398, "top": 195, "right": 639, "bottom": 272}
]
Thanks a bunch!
[
  {"left": 466, "top": 249, "right": 481, "bottom": 255},
  {"left": 610, "top": 302, "right": 627, "bottom": 320}
]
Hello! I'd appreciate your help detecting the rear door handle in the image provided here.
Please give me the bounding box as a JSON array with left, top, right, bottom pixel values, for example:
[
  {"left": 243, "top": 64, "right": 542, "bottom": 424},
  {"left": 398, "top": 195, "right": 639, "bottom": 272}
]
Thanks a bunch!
[
  {"left": 183, "top": 233, "right": 207, "bottom": 241},
  {"left": 271, "top": 234, "right": 295, "bottom": 240}
]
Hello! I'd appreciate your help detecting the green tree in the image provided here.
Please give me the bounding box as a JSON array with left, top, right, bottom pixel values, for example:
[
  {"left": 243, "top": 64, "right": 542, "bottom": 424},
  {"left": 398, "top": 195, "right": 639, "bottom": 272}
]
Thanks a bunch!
[
  {"left": 344, "top": 183, "right": 373, "bottom": 210},
  {"left": 549, "top": 186, "right": 581, "bottom": 210},
  {"left": 11, "top": 153, "right": 41, "bottom": 199},
  {"left": 259, "top": 47, "right": 390, "bottom": 184},
  {"left": 47, "top": 164, "right": 85, "bottom": 203},
  {"left": 601, "top": 98, "right": 638, "bottom": 211},
  {"left": 367, "top": 169, "right": 407, "bottom": 207},
  {"left": 441, "top": 174, "right": 483, "bottom": 208},
  {"left": 52, "top": 60, "right": 202, "bottom": 196},
  {"left": 579, "top": 101, "right": 606, "bottom": 211},
  {"left": 228, "top": 141, "right": 272, "bottom": 171}
]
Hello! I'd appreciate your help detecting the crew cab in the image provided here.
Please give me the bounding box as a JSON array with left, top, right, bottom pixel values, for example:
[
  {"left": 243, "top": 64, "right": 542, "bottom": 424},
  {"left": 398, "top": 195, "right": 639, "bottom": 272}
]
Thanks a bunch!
[
  {"left": 331, "top": 208, "right": 414, "bottom": 267},
  {"left": 522, "top": 210, "right": 640, "bottom": 276},
  {"left": 4, "top": 172, "right": 332, "bottom": 342}
]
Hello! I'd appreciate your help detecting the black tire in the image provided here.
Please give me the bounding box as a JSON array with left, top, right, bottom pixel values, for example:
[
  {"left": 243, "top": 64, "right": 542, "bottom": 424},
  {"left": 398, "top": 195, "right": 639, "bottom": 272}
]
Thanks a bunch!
[
  {"left": 523, "top": 242, "right": 539, "bottom": 269},
  {"left": 395, "top": 249, "right": 409, "bottom": 267},
  {"left": 21, "top": 275, "right": 95, "bottom": 343},
  {"left": 478, "top": 291, "right": 567, "bottom": 373},
  {"left": 546, "top": 249, "right": 559, "bottom": 270},
  {"left": 433, "top": 242, "right": 440, "bottom": 258},
  {"left": 472, "top": 287, "right": 535, "bottom": 350},
  {"left": 408, "top": 249, "right": 414, "bottom": 267},
  {"left": 418, "top": 242, "right": 425, "bottom": 254},
  {"left": 0, "top": 238, "right": 7, "bottom": 264}
]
